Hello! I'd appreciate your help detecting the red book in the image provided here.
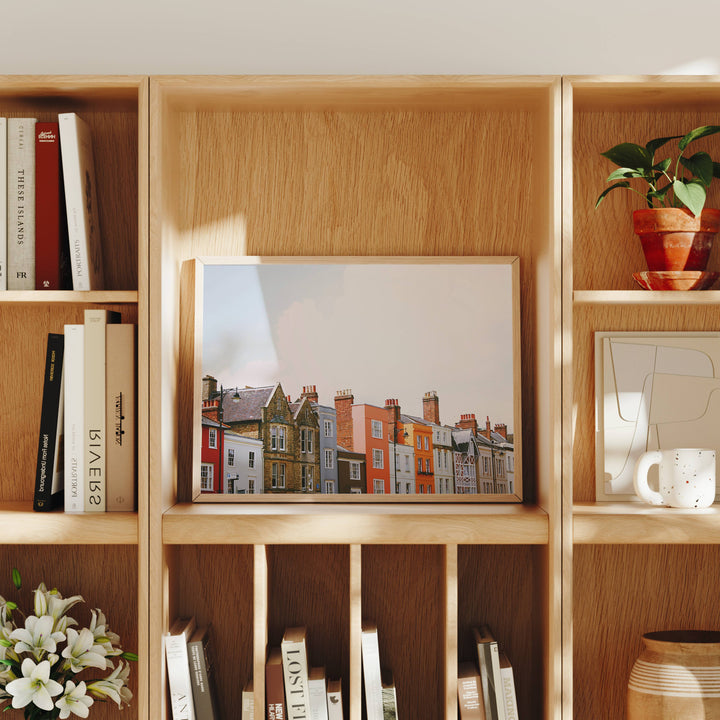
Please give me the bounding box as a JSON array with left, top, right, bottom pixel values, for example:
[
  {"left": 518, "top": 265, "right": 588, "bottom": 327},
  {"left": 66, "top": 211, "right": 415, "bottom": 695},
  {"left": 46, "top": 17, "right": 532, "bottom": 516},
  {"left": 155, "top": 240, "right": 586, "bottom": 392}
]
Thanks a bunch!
[
  {"left": 35, "top": 122, "right": 69, "bottom": 289},
  {"left": 266, "top": 646, "right": 287, "bottom": 720}
]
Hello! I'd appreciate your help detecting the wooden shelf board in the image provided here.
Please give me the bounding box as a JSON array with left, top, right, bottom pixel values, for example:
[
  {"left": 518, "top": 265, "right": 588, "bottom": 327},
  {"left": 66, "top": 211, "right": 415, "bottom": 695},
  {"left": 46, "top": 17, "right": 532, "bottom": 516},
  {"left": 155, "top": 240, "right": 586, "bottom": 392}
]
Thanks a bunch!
[
  {"left": 163, "top": 503, "right": 549, "bottom": 545},
  {"left": 0, "top": 501, "right": 138, "bottom": 544},
  {"left": 574, "top": 290, "right": 720, "bottom": 305},
  {"left": 573, "top": 502, "right": 720, "bottom": 544},
  {"left": 0, "top": 290, "right": 138, "bottom": 305}
]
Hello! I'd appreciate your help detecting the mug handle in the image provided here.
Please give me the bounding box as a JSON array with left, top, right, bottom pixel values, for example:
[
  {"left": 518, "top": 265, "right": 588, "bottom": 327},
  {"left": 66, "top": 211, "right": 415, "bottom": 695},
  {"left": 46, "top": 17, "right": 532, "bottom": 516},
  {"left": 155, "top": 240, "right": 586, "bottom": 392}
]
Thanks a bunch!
[{"left": 633, "top": 450, "right": 664, "bottom": 505}]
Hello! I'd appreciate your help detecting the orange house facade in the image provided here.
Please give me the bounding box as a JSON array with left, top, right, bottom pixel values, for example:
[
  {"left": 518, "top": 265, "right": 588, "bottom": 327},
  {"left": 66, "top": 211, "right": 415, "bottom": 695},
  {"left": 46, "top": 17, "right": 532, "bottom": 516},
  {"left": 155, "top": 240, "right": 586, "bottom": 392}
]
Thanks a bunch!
[
  {"left": 401, "top": 415, "right": 435, "bottom": 493},
  {"left": 351, "top": 404, "right": 391, "bottom": 494}
]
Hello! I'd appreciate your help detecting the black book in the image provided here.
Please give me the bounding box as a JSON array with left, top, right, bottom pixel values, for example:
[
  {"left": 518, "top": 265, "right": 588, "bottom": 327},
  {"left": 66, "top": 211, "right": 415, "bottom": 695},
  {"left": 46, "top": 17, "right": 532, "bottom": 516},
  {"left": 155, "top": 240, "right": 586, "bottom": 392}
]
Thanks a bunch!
[{"left": 34, "top": 333, "right": 65, "bottom": 511}]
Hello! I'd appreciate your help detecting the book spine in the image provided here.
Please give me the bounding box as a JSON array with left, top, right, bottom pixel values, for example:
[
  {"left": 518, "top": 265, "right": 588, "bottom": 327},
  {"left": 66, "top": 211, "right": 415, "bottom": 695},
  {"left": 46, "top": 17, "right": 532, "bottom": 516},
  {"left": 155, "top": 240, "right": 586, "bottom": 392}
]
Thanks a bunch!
[
  {"left": 487, "top": 643, "right": 506, "bottom": 720},
  {"left": 106, "top": 323, "right": 136, "bottom": 511},
  {"left": 7, "top": 118, "right": 36, "bottom": 290},
  {"left": 361, "top": 628, "right": 384, "bottom": 720},
  {"left": 35, "top": 122, "right": 63, "bottom": 289},
  {"left": 242, "top": 688, "right": 254, "bottom": 720},
  {"left": 0, "top": 118, "right": 7, "bottom": 290},
  {"left": 499, "top": 666, "right": 518, "bottom": 720},
  {"left": 34, "top": 333, "right": 64, "bottom": 511},
  {"left": 326, "top": 684, "right": 343, "bottom": 720},
  {"left": 457, "top": 672, "right": 485, "bottom": 720},
  {"left": 59, "top": 112, "right": 104, "bottom": 291},
  {"left": 309, "top": 676, "right": 329, "bottom": 720},
  {"left": 63, "top": 324, "right": 84, "bottom": 512},
  {"left": 476, "top": 644, "right": 494, "bottom": 720},
  {"left": 84, "top": 308, "right": 120, "bottom": 511},
  {"left": 381, "top": 685, "right": 398, "bottom": 720},
  {"left": 266, "top": 652, "right": 287, "bottom": 720},
  {"left": 282, "top": 638, "right": 311, "bottom": 720},
  {"left": 165, "top": 634, "right": 195, "bottom": 720},
  {"left": 187, "top": 638, "right": 216, "bottom": 720}
]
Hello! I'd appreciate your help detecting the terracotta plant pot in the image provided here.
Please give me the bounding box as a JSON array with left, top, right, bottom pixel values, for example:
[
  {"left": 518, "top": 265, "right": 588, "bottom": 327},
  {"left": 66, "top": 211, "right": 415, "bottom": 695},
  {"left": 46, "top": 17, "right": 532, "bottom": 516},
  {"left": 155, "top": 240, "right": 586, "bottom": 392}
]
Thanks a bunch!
[
  {"left": 628, "top": 630, "right": 720, "bottom": 719},
  {"left": 633, "top": 208, "right": 720, "bottom": 271}
]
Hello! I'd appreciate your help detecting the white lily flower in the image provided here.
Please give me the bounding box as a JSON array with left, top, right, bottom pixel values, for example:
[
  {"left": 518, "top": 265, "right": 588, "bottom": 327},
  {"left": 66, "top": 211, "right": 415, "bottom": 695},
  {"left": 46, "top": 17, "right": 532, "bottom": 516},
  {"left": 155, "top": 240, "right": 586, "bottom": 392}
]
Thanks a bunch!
[
  {"left": 89, "top": 609, "right": 121, "bottom": 656},
  {"left": 10, "top": 615, "right": 65, "bottom": 660},
  {"left": 6, "top": 658, "right": 63, "bottom": 711},
  {"left": 87, "top": 660, "right": 132, "bottom": 708},
  {"left": 61, "top": 627, "right": 107, "bottom": 673},
  {"left": 34, "top": 584, "right": 83, "bottom": 632},
  {"left": 55, "top": 680, "right": 94, "bottom": 719}
]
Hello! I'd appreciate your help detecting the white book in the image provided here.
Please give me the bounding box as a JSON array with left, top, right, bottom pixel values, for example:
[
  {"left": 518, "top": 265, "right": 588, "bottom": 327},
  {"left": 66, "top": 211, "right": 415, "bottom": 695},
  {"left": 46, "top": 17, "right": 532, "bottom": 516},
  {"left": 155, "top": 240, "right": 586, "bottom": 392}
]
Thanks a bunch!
[
  {"left": 361, "top": 622, "right": 384, "bottom": 720},
  {"left": 63, "top": 324, "right": 84, "bottom": 512},
  {"left": 326, "top": 679, "right": 344, "bottom": 720},
  {"left": 499, "top": 652, "right": 519, "bottom": 720},
  {"left": 241, "top": 682, "right": 254, "bottom": 720},
  {"left": 0, "top": 118, "right": 6, "bottom": 290},
  {"left": 474, "top": 626, "right": 506, "bottom": 720},
  {"left": 309, "top": 667, "right": 329, "bottom": 720},
  {"left": 281, "top": 626, "right": 311, "bottom": 720},
  {"left": 165, "top": 617, "right": 197, "bottom": 720},
  {"left": 7, "top": 117, "right": 36, "bottom": 289},
  {"left": 59, "top": 112, "right": 104, "bottom": 291}
]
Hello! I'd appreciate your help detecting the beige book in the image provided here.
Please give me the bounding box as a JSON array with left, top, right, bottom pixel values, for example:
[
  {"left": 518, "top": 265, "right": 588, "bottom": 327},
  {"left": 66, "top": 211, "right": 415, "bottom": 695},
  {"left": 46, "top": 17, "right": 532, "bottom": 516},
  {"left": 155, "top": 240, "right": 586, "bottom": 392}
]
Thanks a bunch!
[
  {"left": 458, "top": 662, "right": 486, "bottom": 720},
  {"left": 84, "top": 308, "right": 119, "bottom": 511},
  {"left": 282, "top": 626, "right": 311, "bottom": 720},
  {"left": 106, "top": 323, "right": 136, "bottom": 511}
]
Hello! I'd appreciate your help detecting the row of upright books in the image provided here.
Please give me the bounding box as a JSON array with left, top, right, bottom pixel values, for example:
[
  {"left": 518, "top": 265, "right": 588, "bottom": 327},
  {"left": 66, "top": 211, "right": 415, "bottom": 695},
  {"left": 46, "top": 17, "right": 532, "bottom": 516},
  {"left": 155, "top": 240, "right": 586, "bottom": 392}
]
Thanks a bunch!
[
  {"left": 34, "top": 309, "right": 136, "bottom": 512},
  {"left": 1, "top": 113, "right": 104, "bottom": 291},
  {"left": 458, "top": 625, "right": 518, "bottom": 720},
  {"left": 165, "top": 621, "right": 400, "bottom": 720}
]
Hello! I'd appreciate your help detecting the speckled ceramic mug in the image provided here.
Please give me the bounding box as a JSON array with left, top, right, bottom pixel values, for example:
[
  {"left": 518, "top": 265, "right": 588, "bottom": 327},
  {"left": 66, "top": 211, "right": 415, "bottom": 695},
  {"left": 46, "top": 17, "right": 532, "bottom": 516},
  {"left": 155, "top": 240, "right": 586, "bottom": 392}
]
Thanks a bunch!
[{"left": 633, "top": 448, "right": 716, "bottom": 508}]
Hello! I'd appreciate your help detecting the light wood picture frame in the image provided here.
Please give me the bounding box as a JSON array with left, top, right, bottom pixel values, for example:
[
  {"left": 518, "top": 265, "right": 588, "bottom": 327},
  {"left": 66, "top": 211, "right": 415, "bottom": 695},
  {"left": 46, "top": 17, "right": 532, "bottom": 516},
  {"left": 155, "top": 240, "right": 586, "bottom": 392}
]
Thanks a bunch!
[{"left": 183, "top": 256, "right": 522, "bottom": 502}]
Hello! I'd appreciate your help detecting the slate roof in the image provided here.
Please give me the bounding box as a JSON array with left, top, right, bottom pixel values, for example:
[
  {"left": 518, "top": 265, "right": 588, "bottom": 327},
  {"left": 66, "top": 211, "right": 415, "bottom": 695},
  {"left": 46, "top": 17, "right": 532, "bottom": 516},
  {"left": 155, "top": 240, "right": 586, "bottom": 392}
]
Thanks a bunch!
[
  {"left": 452, "top": 428, "right": 477, "bottom": 453},
  {"left": 400, "top": 413, "right": 431, "bottom": 426},
  {"left": 209, "top": 385, "right": 275, "bottom": 423}
]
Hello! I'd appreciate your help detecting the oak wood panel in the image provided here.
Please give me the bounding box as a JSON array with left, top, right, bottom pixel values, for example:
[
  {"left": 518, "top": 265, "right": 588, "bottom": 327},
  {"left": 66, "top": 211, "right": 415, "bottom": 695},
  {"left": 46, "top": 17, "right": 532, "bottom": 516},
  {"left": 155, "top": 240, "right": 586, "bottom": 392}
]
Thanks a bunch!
[
  {"left": 162, "top": 503, "right": 549, "bottom": 545},
  {"left": 266, "top": 545, "right": 351, "bottom": 707},
  {"left": 458, "top": 545, "right": 545, "bottom": 720},
  {"left": 0, "top": 545, "right": 139, "bottom": 720},
  {"left": 571, "top": 303, "right": 720, "bottom": 503},
  {"left": 170, "top": 545, "right": 254, "bottom": 720},
  {"left": 574, "top": 544, "right": 720, "bottom": 720},
  {"left": 0, "top": 302, "right": 138, "bottom": 502},
  {"left": 362, "top": 545, "right": 445, "bottom": 720}
]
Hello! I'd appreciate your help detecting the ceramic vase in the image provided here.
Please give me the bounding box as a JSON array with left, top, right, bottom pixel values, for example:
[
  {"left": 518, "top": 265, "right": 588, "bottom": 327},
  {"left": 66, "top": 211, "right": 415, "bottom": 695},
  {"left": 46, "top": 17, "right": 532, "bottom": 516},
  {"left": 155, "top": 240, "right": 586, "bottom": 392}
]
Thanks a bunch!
[{"left": 628, "top": 630, "right": 720, "bottom": 719}]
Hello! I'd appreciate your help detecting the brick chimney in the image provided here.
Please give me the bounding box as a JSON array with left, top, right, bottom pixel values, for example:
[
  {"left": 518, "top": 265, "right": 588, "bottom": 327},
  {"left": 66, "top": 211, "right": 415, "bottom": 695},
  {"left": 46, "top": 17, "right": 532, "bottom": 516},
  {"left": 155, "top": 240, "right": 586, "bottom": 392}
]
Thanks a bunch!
[
  {"left": 202, "top": 375, "right": 217, "bottom": 402},
  {"left": 301, "top": 385, "right": 319, "bottom": 403},
  {"left": 478, "top": 415, "right": 492, "bottom": 440},
  {"left": 456, "top": 413, "right": 478, "bottom": 433},
  {"left": 494, "top": 423, "right": 508, "bottom": 440},
  {"left": 385, "top": 399, "right": 401, "bottom": 442},
  {"left": 335, "top": 389, "right": 355, "bottom": 452},
  {"left": 202, "top": 398, "right": 219, "bottom": 422},
  {"left": 423, "top": 391, "right": 440, "bottom": 425}
]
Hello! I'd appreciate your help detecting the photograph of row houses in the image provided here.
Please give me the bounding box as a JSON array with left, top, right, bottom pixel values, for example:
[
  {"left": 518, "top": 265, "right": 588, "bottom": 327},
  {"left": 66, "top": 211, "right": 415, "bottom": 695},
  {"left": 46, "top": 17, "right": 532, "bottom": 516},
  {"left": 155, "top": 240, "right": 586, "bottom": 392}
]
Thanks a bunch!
[
  {"left": 197, "top": 259, "right": 521, "bottom": 498},
  {"left": 200, "top": 379, "right": 515, "bottom": 494}
]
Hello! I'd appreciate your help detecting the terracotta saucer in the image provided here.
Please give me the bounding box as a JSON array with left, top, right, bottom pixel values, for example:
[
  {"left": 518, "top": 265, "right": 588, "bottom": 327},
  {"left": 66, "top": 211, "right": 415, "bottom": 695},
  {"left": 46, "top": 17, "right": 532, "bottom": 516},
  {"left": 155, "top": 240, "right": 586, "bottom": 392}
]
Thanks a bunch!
[{"left": 632, "top": 270, "right": 720, "bottom": 291}]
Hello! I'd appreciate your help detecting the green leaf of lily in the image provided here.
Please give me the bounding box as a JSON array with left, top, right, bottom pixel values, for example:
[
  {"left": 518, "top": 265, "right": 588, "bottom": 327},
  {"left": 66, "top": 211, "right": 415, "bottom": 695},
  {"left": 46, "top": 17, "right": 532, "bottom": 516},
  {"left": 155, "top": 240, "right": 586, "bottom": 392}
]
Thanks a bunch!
[
  {"left": 12, "top": 568, "right": 21, "bottom": 590},
  {"left": 673, "top": 179, "right": 707, "bottom": 216},
  {"left": 600, "top": 143, "right": 652, "bottom": 171},
  {"left": 679, "top": 125, "right": 720, "bottom": 151}
]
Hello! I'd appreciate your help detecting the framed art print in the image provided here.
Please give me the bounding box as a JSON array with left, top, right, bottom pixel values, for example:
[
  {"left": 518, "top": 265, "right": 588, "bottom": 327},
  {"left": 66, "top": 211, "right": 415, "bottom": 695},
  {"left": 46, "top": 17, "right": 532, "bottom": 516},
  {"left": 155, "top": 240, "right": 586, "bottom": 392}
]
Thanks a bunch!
[{"left": 183, "top": 256, "right": 522, "bottom": 502}]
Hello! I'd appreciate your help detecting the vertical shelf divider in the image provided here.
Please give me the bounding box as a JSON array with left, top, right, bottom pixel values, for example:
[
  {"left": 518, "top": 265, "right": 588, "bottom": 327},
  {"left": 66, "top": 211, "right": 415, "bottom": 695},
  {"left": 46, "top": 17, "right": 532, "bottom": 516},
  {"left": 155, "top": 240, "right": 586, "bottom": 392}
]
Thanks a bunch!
[
  {"left": 350, "top": 544, "right": 362, "bottom": 720},
  {"left": 254, "top": 544, "right": 268, "bottom": 713},
  {"left": 445, "top": 544, "right": 458, "bottom": 720}
]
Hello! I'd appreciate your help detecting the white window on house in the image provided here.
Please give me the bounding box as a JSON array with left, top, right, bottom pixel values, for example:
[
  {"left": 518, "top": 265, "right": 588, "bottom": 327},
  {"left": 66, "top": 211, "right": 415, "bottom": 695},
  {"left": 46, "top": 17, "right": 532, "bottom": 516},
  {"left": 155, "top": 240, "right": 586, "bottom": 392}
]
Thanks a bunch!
[
  {"left": 249, "top": 451, "right": 255, "bottom": 469},
  {"left": 272, "top": 462, "right": 286, "bottom": 488},
  {"left": 425, "top": 458, "right": 431, "bottom": 473},
  {"left": 325, "top": 449, "right": 334, "bottom": 469},
  {"left": 308, "top": 430, "right": 313, "bottom": 454},
  {"left": 405, "top": 456, "right": 410, "bottom": 471},
  {"left": 424, "top": 436, "right": 429, "bottom": 451},
  {"left": 483, "top": 457, "right": 490, "bottom": 475},
  {"left": 301, "top": 429, "right": 306, "bottom": 453},
  {"left": 373, "top": 479, "right": 384, "bottom": 494},
  {"left": 271, "top": 425, "right": 286, "bottom": 451},
  {"left": 416, "top": 436, "right": 421, "bottom": 450},
  {"left": 507, "top": 455, "right": 514, "bottom": 472},
  {"left": 350, "top": 488, "right": 362, "bottom": 494},
  {"left": 324, "top": 419, "right": 333, "bottom": 437},
  {"left": 371, "top": 419, "right": 382, "bottom": 439},
  {"left": 301, "top": 465, "right": 308, "bottom": 490},
  {"left": 208, "top": 428, "right": 217, "bottom": 449},
  {"left": 418, "top": 458, "right": 423, "bottom": 474},
  {"left": 200, "top": 463, "right": 214, "bottom": 491},
  {"left": 308, "top": 465, "right": 314, "bottom": 489},
  {"left": 271, "top": 462, "right": 278, "bottom": 488},
  {"left": 350, "top": 462, "right": 360, "bottom": 480},
  {"left": 249, "top": 478, "right": 255, "bottom": 493},
  {"left": 372, "top": 449, "right": 384, "bottom": 469},
  {"left": 279, "top": 463, "right": 286, "bottom": 488},
  {"left": 496, "top": 458, "right": 505, "bottom": 478},
  {"left": 406, "top": 482, "right": 412, "bottom": 494},
  {"left": 227, "top": 448, "right": 234, "bottom": 466},
  {"left": 418, "top": 484, "right": 425, "bottom": 494},
  {"left": 325, "top": 481, "right": 335, "bottom": 493}
]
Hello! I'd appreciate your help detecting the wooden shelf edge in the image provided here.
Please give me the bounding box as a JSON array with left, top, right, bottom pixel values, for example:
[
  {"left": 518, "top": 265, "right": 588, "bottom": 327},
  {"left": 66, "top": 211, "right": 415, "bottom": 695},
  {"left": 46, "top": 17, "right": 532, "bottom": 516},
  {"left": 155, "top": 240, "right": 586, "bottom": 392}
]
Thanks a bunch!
[
  {"left": 0, "top": 502, "right": 138, "bottom": 544},
  {"left": 573, "top": 502, "right": 720, "bottom": 544},
  {"left": 574, "top": 290, "right": 720, "bottom": 305},
  {"left": 0, "top": 290, "right": 139, "bottom": 305},
  {"left": 162, "top": 503, "right": 549, "bottom": 545}
]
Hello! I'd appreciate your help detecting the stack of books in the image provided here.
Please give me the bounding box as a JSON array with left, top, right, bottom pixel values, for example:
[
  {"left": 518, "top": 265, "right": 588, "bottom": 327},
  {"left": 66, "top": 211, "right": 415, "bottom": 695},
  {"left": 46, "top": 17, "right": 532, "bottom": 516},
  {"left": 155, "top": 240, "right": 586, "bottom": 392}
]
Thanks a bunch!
[
  {"left": 458, "top": 625, "right": 519, "bottom": 720},
  {"left": 1, "top": 112, "right": 103, "bottom": 292},
  {"left": 34, "top": 309, "right": 136, "bottom": 512}
]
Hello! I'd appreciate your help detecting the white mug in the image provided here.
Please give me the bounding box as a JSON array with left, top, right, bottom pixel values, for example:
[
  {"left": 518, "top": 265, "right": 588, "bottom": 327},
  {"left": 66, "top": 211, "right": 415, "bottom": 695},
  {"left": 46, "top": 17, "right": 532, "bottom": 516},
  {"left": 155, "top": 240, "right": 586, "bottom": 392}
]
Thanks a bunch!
[{"left": 633, "top": 448, "right": 716, "bottom": 508}]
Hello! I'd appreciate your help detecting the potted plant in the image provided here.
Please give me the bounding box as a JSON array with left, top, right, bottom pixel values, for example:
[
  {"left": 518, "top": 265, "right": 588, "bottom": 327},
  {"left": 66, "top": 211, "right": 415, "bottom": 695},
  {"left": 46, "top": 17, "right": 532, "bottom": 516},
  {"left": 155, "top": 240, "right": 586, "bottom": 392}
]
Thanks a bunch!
[{"left": 596, "top": 125, "right": 720, "bottom": 275}]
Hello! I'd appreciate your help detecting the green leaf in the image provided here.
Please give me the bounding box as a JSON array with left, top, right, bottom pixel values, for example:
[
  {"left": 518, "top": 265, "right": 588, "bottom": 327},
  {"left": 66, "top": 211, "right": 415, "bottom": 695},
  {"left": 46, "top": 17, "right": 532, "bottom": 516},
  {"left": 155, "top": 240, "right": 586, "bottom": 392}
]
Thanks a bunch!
[
  {"left": 713, "top": 161, "right": 720, "bottom": 178},
  {"left": 595, "top": 181, "right": 630, "bottom": 209},
  {"left": 679, "top": 125, "right": 720, "bottom": 151},
  {"left": 673, "top": 179, "right": 707, "bottom": 216},
  {"left": 0, "top": 659, "right": 14, "bottom": 667},
  {"left": 601, "top": 143, "right": 652, "bottom": 171},
  {"left": 680, "top": 152, "right": 714, "bottom": 186},
  {"left": 122, "top": 651, "right": 139, "bottom": 662},
  {"left": 653, "top": 158, "right": 672, "bottom": 174},
  {"left": 606, "top": 167, "right": 645, "bottom": 181},
  {"left": 5, "top": 601, "right": 16, "bottom": 610},
  {"left": 646, "top": 135, "right": 682, "bottom": 159},
  {"left": 11, "top": 568, "right": 21, "bottom": 590}
]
